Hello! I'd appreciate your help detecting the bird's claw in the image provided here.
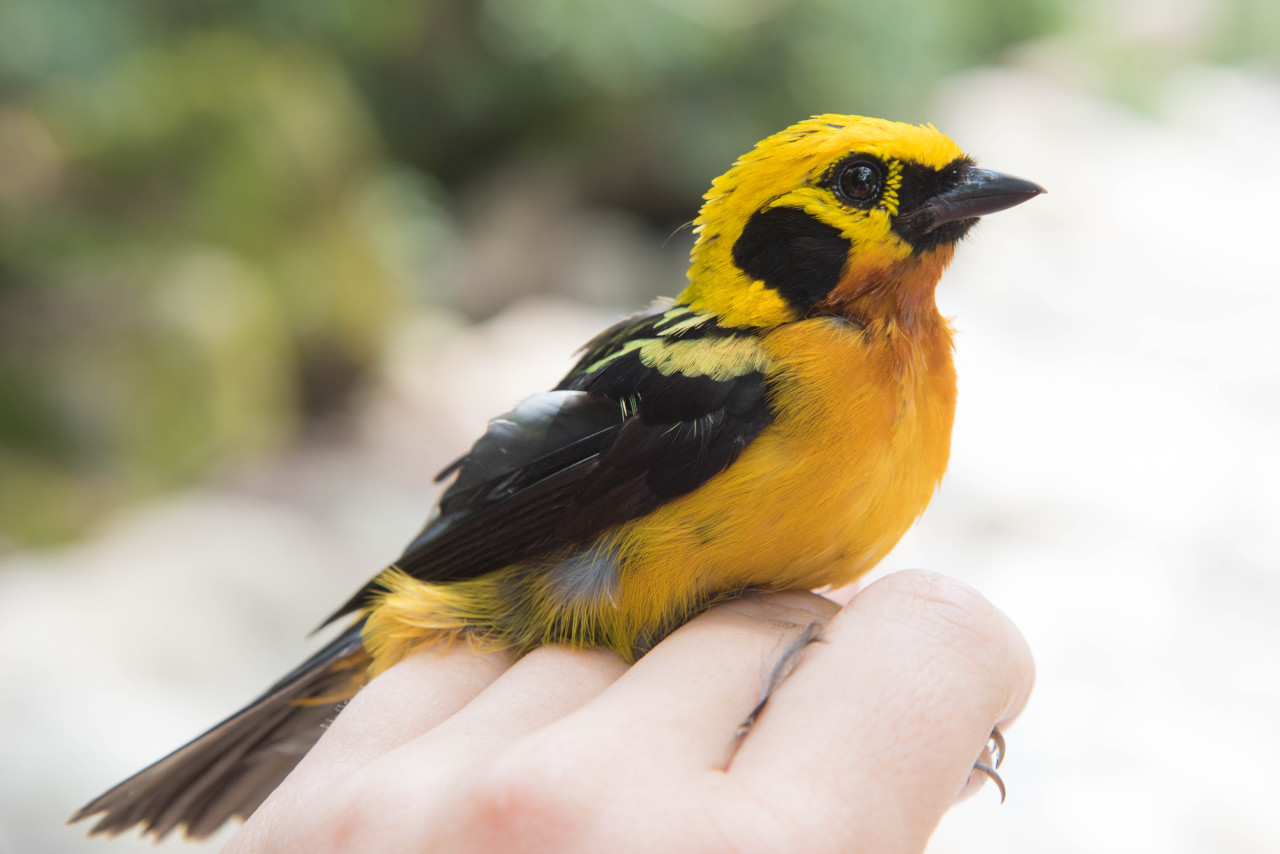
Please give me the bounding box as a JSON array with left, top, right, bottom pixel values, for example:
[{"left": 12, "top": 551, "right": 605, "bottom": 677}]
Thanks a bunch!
[
  {"left": 972, "top": 727, "right": 1007, "bottom": 803},
  {"left": 988, "top": 727, "right": 1005, "bottom": 770}
]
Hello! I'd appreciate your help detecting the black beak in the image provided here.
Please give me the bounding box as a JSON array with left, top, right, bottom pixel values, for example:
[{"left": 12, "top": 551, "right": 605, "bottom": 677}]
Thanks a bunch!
[{"left": 918, "top": 168, "right": 1045, "bottom": 233}]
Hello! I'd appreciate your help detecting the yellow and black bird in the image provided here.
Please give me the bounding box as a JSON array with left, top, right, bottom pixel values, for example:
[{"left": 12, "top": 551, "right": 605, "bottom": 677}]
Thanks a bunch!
[{"left": 73, "top": 114, "right": 1043, "bottom": 839}]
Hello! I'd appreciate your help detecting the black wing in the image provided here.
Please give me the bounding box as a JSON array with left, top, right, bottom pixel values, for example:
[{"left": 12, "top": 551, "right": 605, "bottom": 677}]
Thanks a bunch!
[{"left": 323, "top": 304, "right": 774, "bottom": 625}]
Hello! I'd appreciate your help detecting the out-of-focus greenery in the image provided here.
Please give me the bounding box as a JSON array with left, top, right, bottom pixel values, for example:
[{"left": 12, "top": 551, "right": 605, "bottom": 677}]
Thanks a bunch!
[{"left": 0, "top": 0, "right": 1275, "bottom": 548}]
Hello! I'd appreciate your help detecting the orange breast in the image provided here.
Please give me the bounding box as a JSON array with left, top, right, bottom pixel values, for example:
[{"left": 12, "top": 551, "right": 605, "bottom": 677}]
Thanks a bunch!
[{"left": 611, "top": 313, "right": 956, "bottom": 631}]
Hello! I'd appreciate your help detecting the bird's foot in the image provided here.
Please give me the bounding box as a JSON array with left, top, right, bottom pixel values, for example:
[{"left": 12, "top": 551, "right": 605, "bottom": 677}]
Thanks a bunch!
[{"left": 736, "top": 620, "right": 825, "bottom": 738}]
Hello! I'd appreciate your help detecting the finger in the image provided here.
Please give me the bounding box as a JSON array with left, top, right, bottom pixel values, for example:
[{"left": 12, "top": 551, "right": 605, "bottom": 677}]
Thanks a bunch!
[
  {"left": 300, "top": 646, "right": 629, "bottom": 851},
  {"left": 299, "top": 642, "right": 517, "bottom": 776},
  {"left": 549, "top": 591, "right": 840, "bottom": 773},
  {"left": 392, "top": 645, "right": 628, "bottom": 762},
  {"left": 227, "top": 642, "right": 514, "bottom": 853},
  {"left": 727, "top": 571, "right": 1035, "bottom": 854}
]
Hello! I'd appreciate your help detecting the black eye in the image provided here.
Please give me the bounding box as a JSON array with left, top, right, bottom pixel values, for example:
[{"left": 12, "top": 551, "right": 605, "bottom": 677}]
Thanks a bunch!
[{"left": 833, "top": 159, "right": 884, "bottom": 207}]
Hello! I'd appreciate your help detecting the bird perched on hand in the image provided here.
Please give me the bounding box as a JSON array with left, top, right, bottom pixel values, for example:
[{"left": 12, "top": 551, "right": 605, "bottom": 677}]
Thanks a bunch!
[{"left": 73, "top": 114, "right": 1043, "bottom": 840}]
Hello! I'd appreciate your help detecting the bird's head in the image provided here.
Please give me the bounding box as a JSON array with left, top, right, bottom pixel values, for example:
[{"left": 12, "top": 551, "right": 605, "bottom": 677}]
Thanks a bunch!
[{"left": 679, "top": 115, "right": 1044, "bottom": 329}]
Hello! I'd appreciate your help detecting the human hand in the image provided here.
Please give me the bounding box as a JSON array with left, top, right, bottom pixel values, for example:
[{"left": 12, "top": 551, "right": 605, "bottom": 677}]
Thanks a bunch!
[{"left": 224, "top": 570, "right": 1034, "bottom": 854}]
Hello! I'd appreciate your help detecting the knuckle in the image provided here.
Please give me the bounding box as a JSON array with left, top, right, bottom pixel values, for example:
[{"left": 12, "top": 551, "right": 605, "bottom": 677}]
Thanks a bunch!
[
  {"left": 458, "top": 740, "right": 594, "bottom": 848},
  {"left": 234, "top": 783, "right": 366, "bottom": 854},
  {"left": 309, "top": 785, "right": 375, "bottom": 854},
  {"left": 874, "top": 570, "right": 1009, "bottom": 660},
  {"left": 869, "top": 571, "right": 1036, "bottom": 720}
]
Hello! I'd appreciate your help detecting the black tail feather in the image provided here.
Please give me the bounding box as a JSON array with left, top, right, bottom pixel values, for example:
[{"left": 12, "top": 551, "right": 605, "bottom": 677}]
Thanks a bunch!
[{"left": 71, "top": 620, "right": 370, "bottom": 840}]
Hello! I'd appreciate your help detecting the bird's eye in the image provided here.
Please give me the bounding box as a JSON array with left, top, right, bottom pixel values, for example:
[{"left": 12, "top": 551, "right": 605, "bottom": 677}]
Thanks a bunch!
[{"left": 833, "top": 159, "right": 884, "bottom": 207}]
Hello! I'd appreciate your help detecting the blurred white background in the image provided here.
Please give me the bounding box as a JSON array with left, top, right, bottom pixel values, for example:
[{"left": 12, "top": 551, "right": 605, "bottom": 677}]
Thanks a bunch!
[{"left": 3, "top": 33, "right": 1280, "bottom": 854}]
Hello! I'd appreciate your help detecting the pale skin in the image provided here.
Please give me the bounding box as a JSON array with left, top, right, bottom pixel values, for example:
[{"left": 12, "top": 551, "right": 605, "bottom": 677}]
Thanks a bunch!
[{"left": 224, "top": 570, "right": 1034, "bottom": 854}]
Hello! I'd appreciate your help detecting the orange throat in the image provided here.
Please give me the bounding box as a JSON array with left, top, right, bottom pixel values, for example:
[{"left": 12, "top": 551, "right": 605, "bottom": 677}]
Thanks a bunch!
[{"left": 819, "top": 243, "right": 955, "bottom": 333}]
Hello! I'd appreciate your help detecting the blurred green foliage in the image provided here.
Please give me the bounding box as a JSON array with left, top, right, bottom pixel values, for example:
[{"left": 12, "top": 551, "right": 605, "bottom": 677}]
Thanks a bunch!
[{"left": 0, "top": 0, "right": 1275, "bottom": 548}]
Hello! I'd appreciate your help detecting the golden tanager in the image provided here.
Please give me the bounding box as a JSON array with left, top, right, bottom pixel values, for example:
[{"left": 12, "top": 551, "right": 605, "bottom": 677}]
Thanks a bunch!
[{"left": 73, "top": 114, "right": 1043, "bottom": 839}]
